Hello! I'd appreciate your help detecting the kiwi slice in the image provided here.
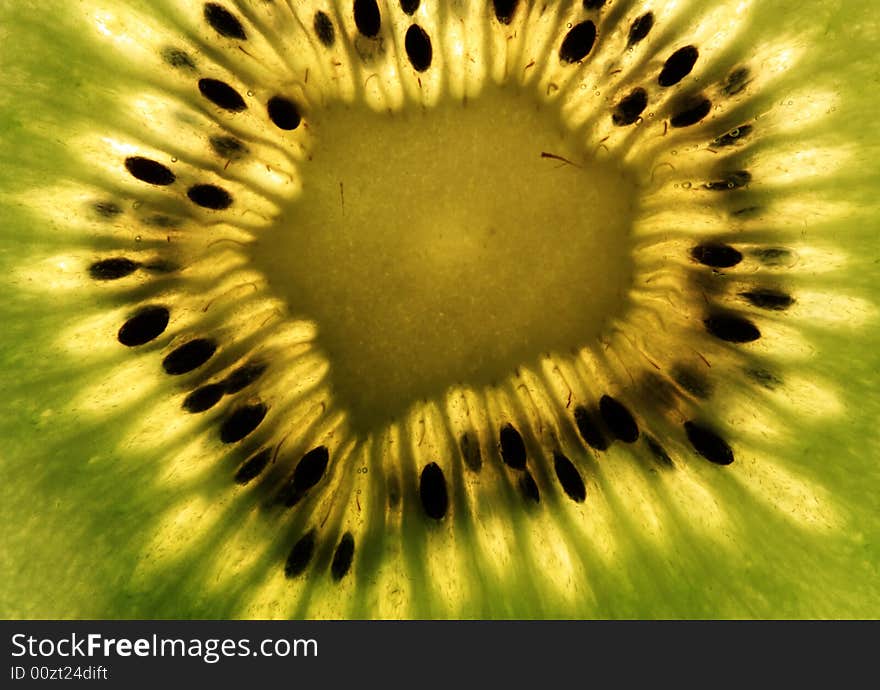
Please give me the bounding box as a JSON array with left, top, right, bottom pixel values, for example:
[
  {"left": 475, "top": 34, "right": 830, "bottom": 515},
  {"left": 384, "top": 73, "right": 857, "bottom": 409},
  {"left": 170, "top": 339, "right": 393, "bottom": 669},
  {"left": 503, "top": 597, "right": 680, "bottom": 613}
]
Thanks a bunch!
[{"left": 2, "top": 0, "right": 878, "bottom": 619}]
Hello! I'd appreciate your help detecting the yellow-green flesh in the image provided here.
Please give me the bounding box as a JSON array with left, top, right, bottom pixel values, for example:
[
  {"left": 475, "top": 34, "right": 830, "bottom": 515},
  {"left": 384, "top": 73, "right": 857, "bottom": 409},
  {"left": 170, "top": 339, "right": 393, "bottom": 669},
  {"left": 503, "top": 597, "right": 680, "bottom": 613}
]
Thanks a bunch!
[{"left": 0, "top": 0, "right": 879, "bottom": 619}]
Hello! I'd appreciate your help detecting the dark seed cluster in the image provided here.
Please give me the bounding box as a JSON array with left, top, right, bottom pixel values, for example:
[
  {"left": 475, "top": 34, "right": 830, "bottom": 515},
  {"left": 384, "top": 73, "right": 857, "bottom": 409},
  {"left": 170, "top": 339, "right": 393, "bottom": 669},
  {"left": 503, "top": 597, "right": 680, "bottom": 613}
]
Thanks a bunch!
[
  {"left": 354, "top": 0, "right": 381, "bottom": 38},
  {"left": 198, "top": 78, "right": 247, "bottom": 111},
  {"left": 181, "top": 362, "right": 266, "bottom": 415},
  {"left": 459, "top": 432, "right": 483, "bottom": 472},
  {"left": 684, "top": 421, "right": 734, "bottom": 465},
  {"left": 559, "top": 21, "right": 597, "bottom": 63},
  {"left": 89, "top": 2, "right": 804, "bottom": 589},
  {"left": 419, "top": 462, "right": 448, "bottom": 520},
  {"left": 285, "top": 530, "right": 316, "bottom": 578},
  {"left": 118, "top": 305, "right": 169, "bottom": 347},
  {"left": 162, "top": 47, "right": 196, "bottom": 70},
  {"left": 224, "top": 362, "right": 267, "bottom": 393},
  {"left": 670, "top": 96, "right": 712, "bottom": 127},
  {"left": 599, "top": 395, "right": 639, "bottom": 443},
  {"left": 313, "top": 11, "right": 335, "bottom": 47},
  {"left": 493, "top": 0, "right": 518, "bottom": 24},
  {"left": 628, "top": 13, "right": 654, "bottom": 45},
  {"left": 401, "top": 0, "right": 421, "bottom": 16},
  {"left": 125, "top": 156, "right": 175, "bottom": 186},
  {"left": 219, "top": 402, "right": 267, "bottom": 443},
  {"left": 279, "top": 446, "right": 330, "bottom": 506},
  {"left": 210, "top": 135, "right": 248, "bottom": 160},
  {"left": 163, "top": 338, "right": 217, "bottom": 375},
  {"left": 90, "top": 257, "right": 139, "bottom": 280},
  {"left": 499, "top": 423, "right": 527, "bottom": 469},
  {"left": 553, "top": 453, "right": 586, "bottom": 503},
  {"left": 235, "top": 448, "right": 273, "bottom": 485},
  {"left": 691, "top": 242, "right": 743, "bottom": 268},
  {"left": 331, "top": 532, "right": 355, "bottom": 580},
  {"left": 267, "top": 96, "right": 301, "bottom": 131},
  {"left": 574, "top": 405, "right": 609, "bottom": 451},
  {"left": 405, "top": 25, "right": 433, "bottom": 72},
  {"left": 204, "top": 3, "right": 247, "bottom": 40},
  {"left": 187, "top": 184, "right": 233, "bottom": 210},
  {"left": 658, "top": 46, "right": 699, "bottom": 87},
  {"left": 612, "top": 88, "right": 648, "bottom": 126},
  {"left": 183, "top": 383, "right": 225, "bottom": 413},
  {"left": 519, "top": 470, "right": 541, "bottom": 504}
]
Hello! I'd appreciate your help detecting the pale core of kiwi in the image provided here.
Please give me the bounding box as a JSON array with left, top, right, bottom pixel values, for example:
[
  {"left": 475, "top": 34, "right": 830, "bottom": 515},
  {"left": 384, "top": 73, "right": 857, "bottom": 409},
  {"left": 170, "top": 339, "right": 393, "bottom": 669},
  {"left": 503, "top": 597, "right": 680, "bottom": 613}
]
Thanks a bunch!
[{"left": 249, "top": 85, "right": 639, "bottom": 431}]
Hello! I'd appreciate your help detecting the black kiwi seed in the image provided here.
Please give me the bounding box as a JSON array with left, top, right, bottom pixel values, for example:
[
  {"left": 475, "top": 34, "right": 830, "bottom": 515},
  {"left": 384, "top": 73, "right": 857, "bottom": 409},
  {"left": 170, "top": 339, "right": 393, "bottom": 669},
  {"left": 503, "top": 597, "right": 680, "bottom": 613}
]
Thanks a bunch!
[
  {"left": 292, "top": 446, "right": 330, "bottom": 493},
  {"left": 89, "top": 257, "right": 139, "bottom": 280},
  {"left": 93, "top": 201, "right": 122, "bottom": 218},
  {"left": 704, "top": 314, "right": 761, "bottom": 343},
  {"left": 219, "top": 402, "right": 268, "bottom": 443},
  {"left": 691, "top": 242, "right": 743, "bottom": 268},
  {"left": 330, "top": 532, "right": 355, "bottom": 581},
  {"left": 353, "top": 0, "right": 381, "bottom": 38},
  {"left": 203, "top": 3, "right": 247, "bottom": 40},
  {"left": 124, "top": 156, "right": 176, "bottom": 186},
  {"left": 499, "top": 423, "right": 527, "bottom": 469},
  {"left": 583, "top": 0, "right": 606, "bottom": 10},
  {"left": 401, "top": 0, "right": 420, "bottom": 15},
  {"left": 162, "top": 47, "right": 196, "bottom": 70},
  {"left": 209, "top": 135, "right": 248, "bottom": 160},
  {"left": 162, "top": 338, "right": 217, "bottom": 375},
  {"left": 740, "top": 289, "right": 794, "bottom": 311},
  {"left": 627, "top": 12, "right": 654, "bottom": 45},
  {"left": 187, "top": 184, "right": 233, "bottom": 210},
  {"left": 519, "top": 470, "right": 540, "bottom": 504},
  {"left": 492, "top": 0, "right": 518, "bottom": 24},
  {"left": 419, "top": 462, "right": 448, "bottom": 520},
  {"left": 573, "top": 405, "right": 609, "bottom": 451},
  {"left": 658, "top": 45, "right": 699, "bottom": 87},
  {"left": 722, "top": 67, "right": 750, "bottom": 96},
  {"left": 553, "top": 452, "right": 586, "bottom": 503},
  {"left": 559, "top": 21, "right": 597, "bottom": 63},
  {"left": 705, "top": 170, "right": 751, "bottom": 191},
  {"left": 712, "top": 124, "right": 753, "bottom": 147},
  {"left": 404, "top": 25, "right": 432, "bottom": 72},
  {"left": 223, "top": 362, "right": 266, "bottom": 393},
  {"left": 117, "top": 305, "right": 170, "bottom": 347},
  {"left": 684, "top": 421, "right": 734, "bottom": 465},
  {"left": 313, "top": 11, "right": 335, "bottom": 47},
  {"left": 267, "top": 96, "right": 301, "bottom": 131},
  {"left": 599, "top": 395, "right": 639, "bottom": 443},
  {"left": 459, "top": 431, "right": 482, "bottom": 472},
  {"left": 182, "top": 383, "right": 225, "bottom": 413},
  {"left": 234, "top": 448, "right": 273, "bottom": 484},
  {"left": 197, "top": 78, "right": 247, "bottom": 112},
  {"left": 670, "top": 96, "right": 712, "bottom": 127},
  {"left": 612, "top": 87, "right": 648, "bottom": 126},
  {"left": 644, "top": 435, "right": 673, "bottom": 467},
  {"left": 284, "top": 530, "right": 317, "bottom": 578}
]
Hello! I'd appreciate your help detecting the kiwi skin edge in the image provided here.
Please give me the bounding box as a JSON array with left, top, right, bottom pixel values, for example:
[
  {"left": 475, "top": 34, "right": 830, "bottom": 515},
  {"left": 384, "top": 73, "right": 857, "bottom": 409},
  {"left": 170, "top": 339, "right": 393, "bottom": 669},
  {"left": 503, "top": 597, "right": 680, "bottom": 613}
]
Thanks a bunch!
[{"left": 0, "top": 0, "right": 878, "bottom": 619}]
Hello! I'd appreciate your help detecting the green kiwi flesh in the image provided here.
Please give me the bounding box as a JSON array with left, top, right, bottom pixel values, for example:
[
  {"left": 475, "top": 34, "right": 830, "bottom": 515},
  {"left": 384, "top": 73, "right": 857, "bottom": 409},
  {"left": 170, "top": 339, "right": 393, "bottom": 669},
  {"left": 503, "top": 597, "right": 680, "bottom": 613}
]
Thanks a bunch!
[{"left": 1, "top": 0, "right": 879, "bottom": 619}]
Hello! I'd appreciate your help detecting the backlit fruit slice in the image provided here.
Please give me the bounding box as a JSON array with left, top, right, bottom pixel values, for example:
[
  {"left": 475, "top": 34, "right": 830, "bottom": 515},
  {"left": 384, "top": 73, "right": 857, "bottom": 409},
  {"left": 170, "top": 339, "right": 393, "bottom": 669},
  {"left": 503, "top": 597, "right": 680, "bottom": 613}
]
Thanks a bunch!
[{"left": 0, "top": 0, "right": 878, "bottom": 619}]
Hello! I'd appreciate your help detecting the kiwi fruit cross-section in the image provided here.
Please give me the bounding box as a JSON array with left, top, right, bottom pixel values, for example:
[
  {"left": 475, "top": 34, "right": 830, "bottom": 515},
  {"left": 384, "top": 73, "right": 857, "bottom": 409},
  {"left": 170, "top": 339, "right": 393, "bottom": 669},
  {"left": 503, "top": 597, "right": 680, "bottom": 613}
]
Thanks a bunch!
[{"left": 1, "top": 0, "right": 879, "bottom": 619}]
